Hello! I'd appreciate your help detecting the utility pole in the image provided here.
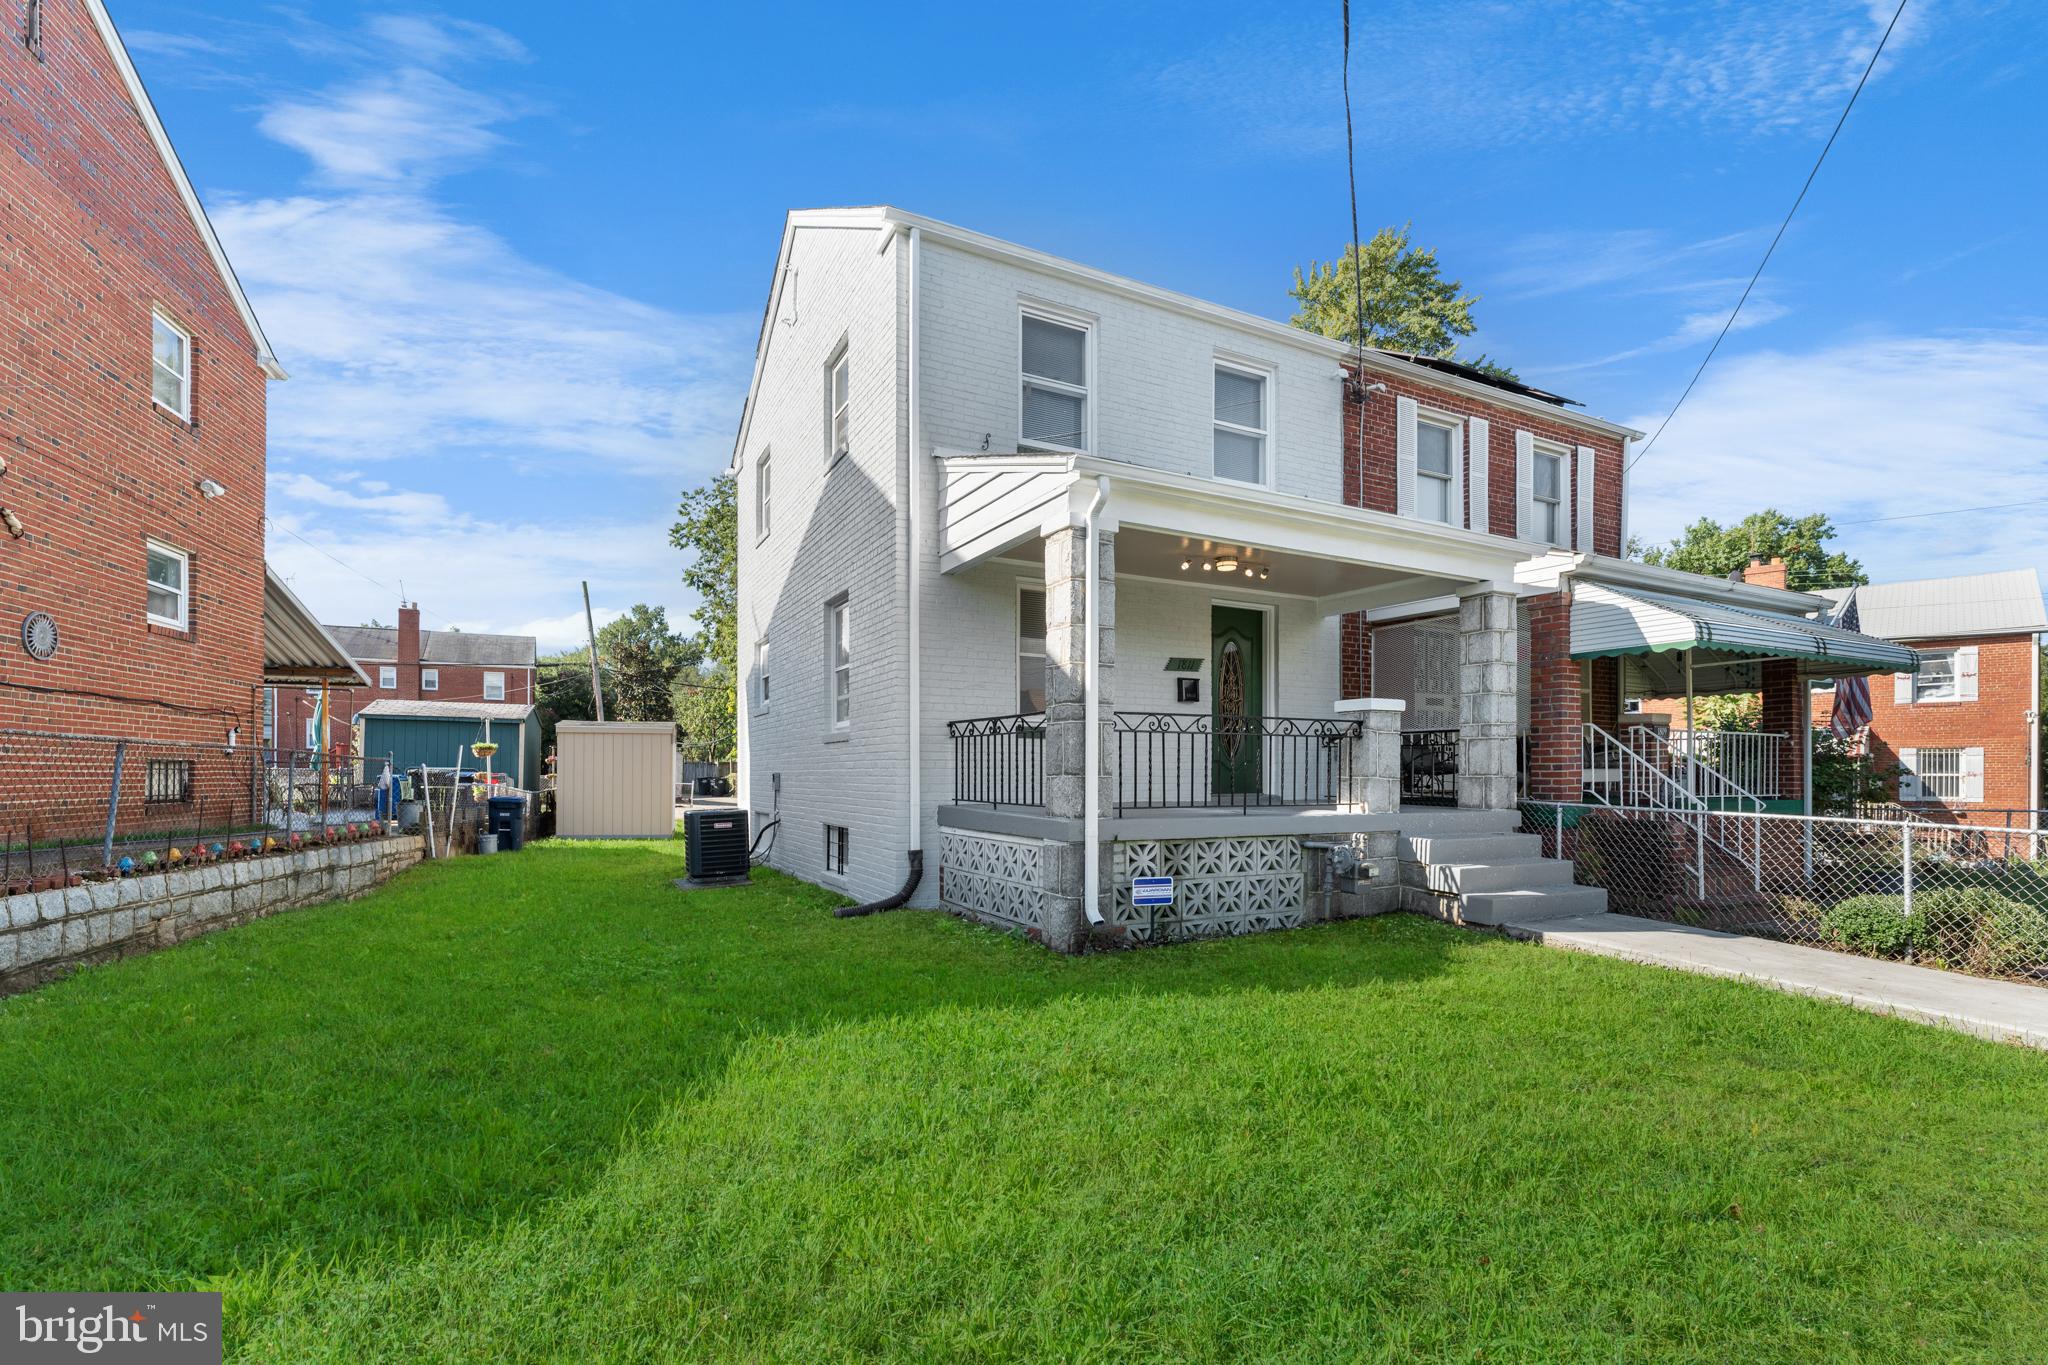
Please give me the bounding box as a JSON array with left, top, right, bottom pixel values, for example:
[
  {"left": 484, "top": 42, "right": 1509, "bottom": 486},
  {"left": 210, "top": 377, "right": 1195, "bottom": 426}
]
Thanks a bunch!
[{"left": 582, "top": 580, "right": 606, "bottom": 722}]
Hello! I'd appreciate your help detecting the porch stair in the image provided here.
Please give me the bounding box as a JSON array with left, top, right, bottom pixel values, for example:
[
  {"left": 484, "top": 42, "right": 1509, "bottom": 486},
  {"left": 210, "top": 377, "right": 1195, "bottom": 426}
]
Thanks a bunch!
[{"left": 1396, "top": 810, "right": 1608, "bottom": 926}]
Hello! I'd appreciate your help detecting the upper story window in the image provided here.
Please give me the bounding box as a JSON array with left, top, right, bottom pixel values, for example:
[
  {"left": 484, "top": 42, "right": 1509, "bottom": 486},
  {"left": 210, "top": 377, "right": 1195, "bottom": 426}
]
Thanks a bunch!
[
  {"left": 755, "top": 450, "right": 772, "bottom": 539},
  {"left": 24, "top": 0, "right": 45, "bottom": 61},
  {"left": 1532, "top": 446, "right": 1567, "bottom": 545},
  {"left": 378, "top": 665, "right": 397, "bottom": 690},
  {"left": 145, "top": 540, "right": 188, "bottom": 629},
  {"left": 828, "top": 598, "right": 851, "bottom": 730},
  {"left": 1018, "top": 586, "right": 1047, "bottom": 712},
  {"left": 827, "top": 348, "right": 850, "bottom": 462},
  {"left": 1213, "top": 364, "right": 1268, "bottom": 485},
  {"left": 1020, "top": 311, "right": 1089, "bottom": 453},
  {"left": 1416, "top": 419, "right": 1456, "bottom": 523},
  {"left": 152, "top": 311, "right": 191, "bottom": 420},
  {"left": 421, "top": 668, "right": 439, "bottom": 692},
  {"left": 755, "top": 639, "right": 772, "bottom": 710},
  {"left": 1913, "top": 650, "right": 1958, "bottom": 702},
  {"left": 483, "top": 671, "right": 506, "bottom": 701}
]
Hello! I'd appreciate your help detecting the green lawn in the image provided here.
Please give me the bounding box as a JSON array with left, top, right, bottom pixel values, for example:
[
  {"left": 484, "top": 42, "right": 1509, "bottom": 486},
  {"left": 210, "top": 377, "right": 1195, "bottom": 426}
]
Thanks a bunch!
[{"left": 4, "top": 837, "right": 2048, "bottom": 1361}]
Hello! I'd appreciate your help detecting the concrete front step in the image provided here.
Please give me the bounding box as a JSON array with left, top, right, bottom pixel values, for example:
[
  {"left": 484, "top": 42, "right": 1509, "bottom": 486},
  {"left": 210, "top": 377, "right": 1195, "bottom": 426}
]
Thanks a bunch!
[
  {"left": 1401, "top": 831, "right": 1542, "bottom": 865},
  {"left": 1460, "top": 884, "right": 1609, "bottom": 926},
  {"left": 1424, "top": 858, "right": 1576, "bottom": 894},
  {"left": 1392, "top": 808, "right": 1522, "bottom": 836}
]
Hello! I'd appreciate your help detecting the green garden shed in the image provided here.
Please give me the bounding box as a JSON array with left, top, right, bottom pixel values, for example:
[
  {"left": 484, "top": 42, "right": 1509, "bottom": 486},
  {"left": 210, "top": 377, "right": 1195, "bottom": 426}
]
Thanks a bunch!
[{"left": 354, "top": 699, "right": 543, "bottom": 790}]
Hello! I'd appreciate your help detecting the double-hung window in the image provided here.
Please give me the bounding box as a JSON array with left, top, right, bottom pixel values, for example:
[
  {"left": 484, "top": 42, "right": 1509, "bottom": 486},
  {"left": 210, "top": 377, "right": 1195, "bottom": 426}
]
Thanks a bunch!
[
  {"left": 1213, "top": 364, "right": 1268, "bottom": 485},
  {"left": 828, "top": 599, "right": 851, "bottom": 730},
  {"left": 1018, "top": 586, "right": 1047, "bottom": 712},
  {"left": 378, "top": 665, "right": 397, "bottom": 690},
  {"left": 151, "top": 310, "right": 190, "bottom": 419},
  {"left": 1532, "top": 447, "right": 1567, "bottom": 546},
  {"left": 421, "top": 668, "right": 439, "bottom": 692},
  {"left": 1416, "top": 420, "right": 1456, "bottom": 524},
  {"left": 755, "top": 639, "right": 772, "bottom": 709},
  {"left": 827, "top": 350, "right": 850, "bottom": 461},
  {"left": 483, "top": 671, "right": 506, "bottom": 701},
  {"left": 756, "top": 450, "right": 772, "bottom": 539},
  {"left": 145, "top": 540, "right": 188, "bottom": 628},
  {"left": 1913, "top": 650, "right": 1958, "bottom": 702},
  {"left": 1020, "top": 311, "right": 1089, "bottom": 452}
]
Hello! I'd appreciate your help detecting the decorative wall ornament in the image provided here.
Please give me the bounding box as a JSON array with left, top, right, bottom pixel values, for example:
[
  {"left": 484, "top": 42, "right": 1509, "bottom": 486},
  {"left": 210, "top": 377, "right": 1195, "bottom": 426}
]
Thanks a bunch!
[{"left": 20, "top": 611, "right": 57, "bottom": 661}]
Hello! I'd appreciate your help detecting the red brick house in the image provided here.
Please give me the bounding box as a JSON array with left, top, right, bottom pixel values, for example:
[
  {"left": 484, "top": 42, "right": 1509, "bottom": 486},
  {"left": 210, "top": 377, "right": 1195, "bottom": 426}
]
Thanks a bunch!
[
  {"left": 2, "top": 0, "right": 360, "bottom": 835},
  {"left": 1815, "top": 570, "right": 2045, "bottom": 824},
  {"left": 270, "top": 604, "right": 536, "bottom": 754}
]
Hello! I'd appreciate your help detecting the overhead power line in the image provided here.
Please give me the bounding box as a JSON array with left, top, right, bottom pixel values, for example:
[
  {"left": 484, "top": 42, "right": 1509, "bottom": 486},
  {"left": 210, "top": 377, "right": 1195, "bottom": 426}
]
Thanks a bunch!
[{"left": 1628, "top": 0, "right": 1911, "bottom": 473}]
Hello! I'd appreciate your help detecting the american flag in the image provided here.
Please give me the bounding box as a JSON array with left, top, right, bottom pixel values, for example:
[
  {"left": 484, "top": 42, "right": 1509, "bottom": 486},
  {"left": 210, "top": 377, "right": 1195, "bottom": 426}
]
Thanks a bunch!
[{"left": 1830, "top": 590, "right": 1873, "bottom": 737}]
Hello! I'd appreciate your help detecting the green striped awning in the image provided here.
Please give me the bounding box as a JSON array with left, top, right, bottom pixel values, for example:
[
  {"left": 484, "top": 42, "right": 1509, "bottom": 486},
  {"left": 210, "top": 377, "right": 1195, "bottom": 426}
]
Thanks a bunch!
[{"left": 1570, "top": 582, "right": 1919, "bottom": 673}]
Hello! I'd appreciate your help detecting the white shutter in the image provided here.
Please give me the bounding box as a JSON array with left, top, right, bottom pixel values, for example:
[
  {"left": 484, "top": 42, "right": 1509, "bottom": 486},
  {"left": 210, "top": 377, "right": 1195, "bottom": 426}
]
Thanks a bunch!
[
  {"left": 1449, "top": 420, "right": 1466, "bottom": 529},
  {"left": 1962, "top": 747, "right": 1985, "bottom": 803},
  {"left": 1898, "top": 748, "right": 1921, "bottom": 801},
  {"left": 1575, "top": 444, "right": 1596, "bottom": 551},
  {"left": 1468, "top": 418, "right": 1490, "bottom": 534},
  {"left": 1957, "top": 646, "right": 1980, "bottom": 701},
  {"left": 1395, "top": 396, "right": 1418, "bottom": 519},
  {"left": 1514, "top": 430, "right": 1534, "bottom": 539},
  {"left": 1894, "top": 672, "right": 1914, "bottom": 705}
]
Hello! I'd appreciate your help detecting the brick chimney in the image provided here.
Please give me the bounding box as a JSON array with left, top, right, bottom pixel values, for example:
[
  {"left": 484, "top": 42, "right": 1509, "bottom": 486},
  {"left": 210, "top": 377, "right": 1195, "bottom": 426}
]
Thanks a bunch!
[
  {"left": 1742, "top": 553, "right": 1789, "bottom": 591},
  {"left": 397, "top": 603, "right": 422, "bottom": 698}
]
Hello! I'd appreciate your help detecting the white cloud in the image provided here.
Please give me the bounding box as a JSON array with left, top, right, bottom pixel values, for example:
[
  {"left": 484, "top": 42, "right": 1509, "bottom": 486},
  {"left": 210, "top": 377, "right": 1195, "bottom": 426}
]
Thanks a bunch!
[
  {"left": 1625, "top": 334, "right": 2048, "bottom": 585},
  {"left": 259, "top": 68, "right": 514, "bottom": 185}
]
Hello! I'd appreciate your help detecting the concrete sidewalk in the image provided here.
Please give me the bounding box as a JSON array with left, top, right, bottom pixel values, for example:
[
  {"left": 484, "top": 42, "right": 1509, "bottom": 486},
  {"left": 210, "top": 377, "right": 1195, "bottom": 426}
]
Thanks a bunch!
[{"left": 1497, "top": 910, "right": 2048, "bottom": 1050}]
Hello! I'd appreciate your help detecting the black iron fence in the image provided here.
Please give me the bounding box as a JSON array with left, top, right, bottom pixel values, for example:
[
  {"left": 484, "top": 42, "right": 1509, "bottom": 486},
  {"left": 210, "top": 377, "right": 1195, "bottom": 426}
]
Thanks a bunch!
[
  {"left": 947, "top": 713, "right": 1046, "bottom": 808},
  {"left": 1115, "top": 713, "right": 1361, "bottom": 813},
  {"left": 1400, "top": 729, "right": 1458, "bottom": 807}
]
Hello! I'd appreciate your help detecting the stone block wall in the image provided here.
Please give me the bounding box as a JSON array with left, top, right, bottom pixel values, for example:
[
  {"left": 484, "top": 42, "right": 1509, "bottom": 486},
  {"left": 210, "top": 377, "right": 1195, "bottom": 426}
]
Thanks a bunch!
[{"left": 0, "top": 834, "right": 423, "bottom": 995}]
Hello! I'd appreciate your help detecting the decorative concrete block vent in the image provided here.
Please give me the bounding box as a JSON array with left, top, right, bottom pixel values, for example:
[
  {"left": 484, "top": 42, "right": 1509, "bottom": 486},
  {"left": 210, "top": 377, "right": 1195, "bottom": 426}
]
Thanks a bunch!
[{"left": 0, "top": 835, "right": 424, "bottom": 996}]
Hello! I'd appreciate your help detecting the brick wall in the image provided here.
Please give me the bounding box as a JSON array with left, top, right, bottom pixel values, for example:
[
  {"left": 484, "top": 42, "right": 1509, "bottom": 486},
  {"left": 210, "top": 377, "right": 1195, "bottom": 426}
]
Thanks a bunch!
[
  {"left": 1339, "top": 365, "right": 1627, "bottom": 557},
  {"left": 1864, "top": 634, "right": 2038, "bottom": 822},
  {"left": 1524, "top": 590, "right": 1582, "bottom": 800},
  {"left": 0, "top": 1, "right": 268, "bottom": 749}
]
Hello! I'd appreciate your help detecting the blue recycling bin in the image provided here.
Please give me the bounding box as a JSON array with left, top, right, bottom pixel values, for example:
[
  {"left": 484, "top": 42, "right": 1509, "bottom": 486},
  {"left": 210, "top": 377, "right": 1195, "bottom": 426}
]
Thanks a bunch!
[{"left": 487, "top": 794, "right": 528, "bottom": 852}]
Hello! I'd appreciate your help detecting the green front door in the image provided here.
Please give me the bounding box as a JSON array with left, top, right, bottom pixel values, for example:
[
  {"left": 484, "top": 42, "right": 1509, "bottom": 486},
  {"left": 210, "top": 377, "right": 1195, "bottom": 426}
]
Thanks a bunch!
[{"left": 1211, "top": 605, "right": 1265, "bottom": 797}]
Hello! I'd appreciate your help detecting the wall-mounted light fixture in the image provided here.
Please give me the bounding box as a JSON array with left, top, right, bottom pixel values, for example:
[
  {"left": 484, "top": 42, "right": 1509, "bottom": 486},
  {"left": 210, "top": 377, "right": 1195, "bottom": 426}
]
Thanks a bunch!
[{"left": 196, "top": 479, "right": 227, "bottom": 499}]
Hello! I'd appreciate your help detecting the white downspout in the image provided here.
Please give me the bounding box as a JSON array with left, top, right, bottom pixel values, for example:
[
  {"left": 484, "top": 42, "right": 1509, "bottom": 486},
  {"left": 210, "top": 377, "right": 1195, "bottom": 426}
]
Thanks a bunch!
[
  {"left": 907, "top": 225, "right": 923, "bottom": 865},
  {"left": 1083, "top": 475, "right": 1111, "bottom": 925}
]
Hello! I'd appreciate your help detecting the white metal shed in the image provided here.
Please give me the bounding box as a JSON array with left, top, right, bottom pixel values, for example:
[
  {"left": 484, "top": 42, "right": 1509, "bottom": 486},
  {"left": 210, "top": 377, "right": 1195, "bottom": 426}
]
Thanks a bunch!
[{"left": 554, "top": 721, "right": 676, "bottom": 838}]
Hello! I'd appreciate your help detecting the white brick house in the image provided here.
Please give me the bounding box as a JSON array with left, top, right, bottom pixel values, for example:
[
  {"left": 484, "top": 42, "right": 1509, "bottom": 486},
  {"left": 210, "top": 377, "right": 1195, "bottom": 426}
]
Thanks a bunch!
[{"left": 732, "top": 208, "right": 1914, "bottom": 950}]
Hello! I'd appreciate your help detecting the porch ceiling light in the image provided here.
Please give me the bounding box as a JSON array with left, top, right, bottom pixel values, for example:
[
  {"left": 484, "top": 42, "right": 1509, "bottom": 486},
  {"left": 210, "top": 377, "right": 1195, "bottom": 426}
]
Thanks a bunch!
[{"left": 1214, "top": 556, "right": 1239, "bottom": 574}]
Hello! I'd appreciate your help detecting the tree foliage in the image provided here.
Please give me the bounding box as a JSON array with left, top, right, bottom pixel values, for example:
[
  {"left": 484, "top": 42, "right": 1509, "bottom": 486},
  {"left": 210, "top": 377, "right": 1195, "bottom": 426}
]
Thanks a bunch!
[
  {"left": 669, "top": 473, "right": 740, "bottom": 757},
  {"left": 674, "top": 663, "right": 736, "bottom": 761},
  {"left": 1635, "top": 510, "right": 1866, "bottom": 591},
  {"left": 597, "top": 604, "right": 698, "bottom": 724},
  {"left": 1288, "top": 224, "right": 1517, "bottom": 380}
]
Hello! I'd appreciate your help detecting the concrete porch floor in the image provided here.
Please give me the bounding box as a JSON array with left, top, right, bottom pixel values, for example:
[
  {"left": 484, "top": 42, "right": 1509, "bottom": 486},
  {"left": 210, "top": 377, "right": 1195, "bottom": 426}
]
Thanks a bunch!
[{"left": 1495, "top": 910, "right": 2048, "bottom": 1051}]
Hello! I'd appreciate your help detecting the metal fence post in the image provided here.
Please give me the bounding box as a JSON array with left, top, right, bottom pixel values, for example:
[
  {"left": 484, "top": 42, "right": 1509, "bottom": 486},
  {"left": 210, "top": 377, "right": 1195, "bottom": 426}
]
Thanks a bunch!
[
  {"left": 1752, "top": 810, "right": 1762, "bottom": 892},
  {"left": 1695, "top": 816, "right": 1706, "bottom": 901},
  {"left": 100, "top": 739, "right": 127, "bottom": 867},
  {"left": 1902, "top": 822, "right": 1914, "bottom": 922},
  {"left": 285, "top": 749, "right": 298, "bottom": 834},
  {"left": 1555, "top": 803, "right": 1564, "bottom": 862}
]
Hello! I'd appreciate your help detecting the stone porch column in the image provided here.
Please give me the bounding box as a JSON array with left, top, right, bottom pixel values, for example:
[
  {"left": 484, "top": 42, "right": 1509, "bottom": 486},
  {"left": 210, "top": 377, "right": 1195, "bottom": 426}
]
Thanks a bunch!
[
  {"left": 1334, "top": 698, "right": 1404, "bottom": 813},
  {"left": 1457, "top": 586, "right": 1519, "bottom": 810},
  {"left": 1040, "top": 526, "right": 1115, "bottom": 950}
]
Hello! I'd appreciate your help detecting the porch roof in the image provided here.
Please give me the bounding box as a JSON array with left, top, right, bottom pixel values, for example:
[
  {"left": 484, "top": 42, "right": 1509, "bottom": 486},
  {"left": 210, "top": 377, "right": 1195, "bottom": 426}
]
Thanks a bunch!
[
  {"left": 263, "top": 567, "right": 371, "bottom": 687},
  {"left": 935, "top": 451, "right": 1536, "bottom": 616},
  {"left": 1571, "top": 582, "right": 1920, "bottom": 676}
]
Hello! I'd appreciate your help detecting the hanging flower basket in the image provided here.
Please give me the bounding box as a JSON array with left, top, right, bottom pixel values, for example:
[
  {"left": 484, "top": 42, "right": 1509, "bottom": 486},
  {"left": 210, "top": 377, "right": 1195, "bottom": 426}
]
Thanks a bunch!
[{"left": 471, "top": 741, "right": 500, "bottom": 759}]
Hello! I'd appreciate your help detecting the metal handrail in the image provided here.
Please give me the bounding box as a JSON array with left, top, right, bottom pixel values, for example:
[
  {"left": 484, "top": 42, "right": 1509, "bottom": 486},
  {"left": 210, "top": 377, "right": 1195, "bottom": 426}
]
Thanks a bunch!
[
  {"left": 946, "top": 712, "right": 1046, "bottom": 808},
  {"left": 1114, "top": 712, "right": 1362, "bottom": 813}
]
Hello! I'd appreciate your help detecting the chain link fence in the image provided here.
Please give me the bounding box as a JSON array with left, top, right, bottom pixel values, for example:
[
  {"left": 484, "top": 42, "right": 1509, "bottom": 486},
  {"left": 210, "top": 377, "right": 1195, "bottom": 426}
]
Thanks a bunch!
[
  {"left": 1522, "top": 800, "right": 2048, "bottom": 986},
  {"left": 0, "top": 729, "right": 399, "bottom": 888}
]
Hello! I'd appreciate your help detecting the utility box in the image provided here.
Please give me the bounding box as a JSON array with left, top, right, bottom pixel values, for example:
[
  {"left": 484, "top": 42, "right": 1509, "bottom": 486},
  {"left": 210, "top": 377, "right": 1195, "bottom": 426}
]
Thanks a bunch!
[{"left": 554, "top": 721, "right": 675, "bottom": 838}]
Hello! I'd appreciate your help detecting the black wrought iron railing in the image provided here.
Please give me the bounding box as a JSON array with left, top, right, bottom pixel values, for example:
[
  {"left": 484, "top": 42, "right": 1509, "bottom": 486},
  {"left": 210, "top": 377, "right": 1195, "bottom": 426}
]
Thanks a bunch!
[
  {"left": 947, "top": 713, "right": 1045, "bottom": 807},
  {"left": 1115, "top": 712, "right": 1362, "bottom": 813},
  {"left": 1400, "top": 728, "right": 1459, "bottom": 807}
]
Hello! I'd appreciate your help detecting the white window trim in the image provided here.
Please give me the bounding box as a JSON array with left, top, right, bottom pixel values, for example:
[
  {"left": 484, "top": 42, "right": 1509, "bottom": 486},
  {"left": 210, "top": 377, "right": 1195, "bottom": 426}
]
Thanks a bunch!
[
  {"left": 1017, "top": 581, "right": 1048, "bottom": 714},
  {"left": 754, "top": 638, "right": 772, "bottom": 713},
  {"left": 827, "top": 597, "right": 851, "bottom": 734},
  {"left": 755, "top": 448, "right": 773, "bottom": 542},
  {"left": 378, "top": 665, "right": 397, "bottom": 690},
  {"left": 483, "top": 670, "right": 506, "bottom": 701},
  {"left": 1910, "top": 648, "right": 1962, "bottom": 704},
  {"left": 144, "top": 538, "right": 189, "bottom": 629},
  {"left": 1413, "top": 409, "right": 1463, "bottom": 527},
  {"left": 1017, "top": 300, "right": 1095, "bottom": 456},
  {"left": 421, "top": 668, "right": 439, "bottom": 692},
  {"left": 1211, "top": 354, "right": 1277, "bottom": 490},
  {"left": 151, "top": 309, "right": 191, "bottom": 421},
  {"left": 823, "top": 823, "right": 850, "bottom": 879},
  {"left": 825, "top": 345, "right": 851, "bottom": 465},
  {"left": 1530, "top": 439, "right": 1571, "bottom": 548}
]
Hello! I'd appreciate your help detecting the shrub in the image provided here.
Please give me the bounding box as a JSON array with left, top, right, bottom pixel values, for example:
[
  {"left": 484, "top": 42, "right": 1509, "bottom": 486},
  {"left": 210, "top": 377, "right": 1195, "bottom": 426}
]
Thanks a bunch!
[
  {"left": 1918, "top": 888, "right": 2048, "bottom": 976},
  {"left": 1821, "top": 894, "right": 1924, "bottom": 958}
]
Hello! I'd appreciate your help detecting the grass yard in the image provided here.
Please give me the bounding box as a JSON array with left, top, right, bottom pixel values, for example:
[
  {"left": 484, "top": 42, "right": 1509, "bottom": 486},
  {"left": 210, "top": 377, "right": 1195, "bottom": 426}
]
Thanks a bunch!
[{"left": 4, "top": 837, "right": 2048, "bottom": 1361}]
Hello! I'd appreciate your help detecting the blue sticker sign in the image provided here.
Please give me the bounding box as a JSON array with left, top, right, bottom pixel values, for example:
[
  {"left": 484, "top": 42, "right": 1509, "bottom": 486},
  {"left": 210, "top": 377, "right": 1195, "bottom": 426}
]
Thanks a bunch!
[{"left": 1131, "top": 876, "right": 1175, "bottom": 907}]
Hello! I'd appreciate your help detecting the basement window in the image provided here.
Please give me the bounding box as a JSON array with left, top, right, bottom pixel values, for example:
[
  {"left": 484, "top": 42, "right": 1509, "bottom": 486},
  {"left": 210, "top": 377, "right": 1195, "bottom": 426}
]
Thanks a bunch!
[
  {"left": 824, "top": 823, "right": 849, "bottom": 877},
  {"left": 144, "top": 759, "right": 193, "bottom": 805}
]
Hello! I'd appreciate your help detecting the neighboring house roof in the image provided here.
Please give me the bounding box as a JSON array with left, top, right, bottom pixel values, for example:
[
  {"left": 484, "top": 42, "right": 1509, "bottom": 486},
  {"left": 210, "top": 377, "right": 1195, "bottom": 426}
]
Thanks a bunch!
[
  {"left": 82, "top": 2, "right": 284, "bottom": 379},
  {"left": 326, "top": 625, "right": 538, "bottom": 669},
  {"left": 1818, "top": 570, "right": 2048, "bottom": 641},
  {"left": 356, "top": 700, "right": 535, "bottom": 723},
  {"left": 263, "top": 570, "right": 372, "bottom": 687}
]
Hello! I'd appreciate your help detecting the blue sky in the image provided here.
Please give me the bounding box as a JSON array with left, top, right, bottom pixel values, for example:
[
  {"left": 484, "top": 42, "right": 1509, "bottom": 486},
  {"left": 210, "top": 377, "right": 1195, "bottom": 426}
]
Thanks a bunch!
[{"left": 114, "top": 0, "right": 2047, "bottom": 645}]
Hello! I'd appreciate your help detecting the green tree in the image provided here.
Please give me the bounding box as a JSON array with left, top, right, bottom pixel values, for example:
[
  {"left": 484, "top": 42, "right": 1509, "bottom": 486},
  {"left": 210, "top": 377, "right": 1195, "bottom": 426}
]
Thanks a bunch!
[
  {"left": 673, "top": 662, "right": 736, "bottom": 762},
  {"left": 1288, "top": 224, "right": 1517, "bottom": 380},
  {"left": 1636, "top": 510, "right": 1866, "bottom": 592},
  {"left": 597, "top": 604, "right": 698, "bottom": 724},
  {"left": 535, "top": 647, "right": 607, "bottom": 750},
  {"left": 669, "top": 473, "right": 739, "bottom": 733}
]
